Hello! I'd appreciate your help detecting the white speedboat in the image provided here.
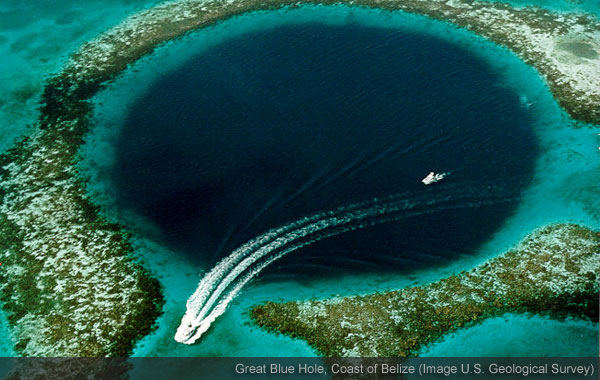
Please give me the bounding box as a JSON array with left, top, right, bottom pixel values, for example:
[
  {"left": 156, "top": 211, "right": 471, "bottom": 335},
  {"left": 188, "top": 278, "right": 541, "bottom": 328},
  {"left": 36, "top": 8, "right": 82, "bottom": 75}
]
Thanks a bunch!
[{"left": 422, "top": 171, "right": 447, "bottom": 185}]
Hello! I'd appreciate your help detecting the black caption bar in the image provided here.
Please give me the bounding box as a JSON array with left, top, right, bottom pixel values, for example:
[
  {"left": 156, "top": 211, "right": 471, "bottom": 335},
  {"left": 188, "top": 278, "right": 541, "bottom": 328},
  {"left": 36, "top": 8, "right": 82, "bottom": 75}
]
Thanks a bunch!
[{"left": 0, "top": 357, "right": 597, "bottom": 380}]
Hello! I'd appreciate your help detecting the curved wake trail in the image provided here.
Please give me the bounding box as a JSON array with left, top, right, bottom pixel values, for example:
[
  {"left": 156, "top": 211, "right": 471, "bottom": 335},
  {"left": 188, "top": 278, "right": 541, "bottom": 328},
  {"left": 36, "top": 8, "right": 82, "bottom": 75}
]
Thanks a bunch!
[{"left": 175, "top": 184, "right": 516, "bottom": 344}]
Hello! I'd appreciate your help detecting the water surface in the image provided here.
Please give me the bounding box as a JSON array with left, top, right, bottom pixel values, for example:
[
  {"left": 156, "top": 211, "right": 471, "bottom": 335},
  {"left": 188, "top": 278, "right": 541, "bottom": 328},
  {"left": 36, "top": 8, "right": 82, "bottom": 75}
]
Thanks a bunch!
[
  {"left": 81, "top": 6, "right": 598, "bottom": 357},
  {"left": 113, "top": 22, "right": 538, "bottom": 278},
  {"left": 421, "top": 314, "right": 599, "bottom": 357}
]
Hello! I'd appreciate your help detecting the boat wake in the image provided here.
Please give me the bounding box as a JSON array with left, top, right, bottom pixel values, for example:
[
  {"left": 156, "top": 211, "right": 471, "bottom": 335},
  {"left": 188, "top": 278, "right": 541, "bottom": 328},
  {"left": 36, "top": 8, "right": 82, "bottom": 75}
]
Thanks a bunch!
[{"left": 174, "top": 182, "right": 516, "bottom": 344}]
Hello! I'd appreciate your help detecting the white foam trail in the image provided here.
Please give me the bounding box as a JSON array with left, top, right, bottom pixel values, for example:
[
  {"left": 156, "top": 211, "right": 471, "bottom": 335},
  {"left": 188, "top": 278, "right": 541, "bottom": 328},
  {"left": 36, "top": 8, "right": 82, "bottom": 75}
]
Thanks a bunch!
[{"left": 175, "top": 187, "right": 514, "bottom": 344}]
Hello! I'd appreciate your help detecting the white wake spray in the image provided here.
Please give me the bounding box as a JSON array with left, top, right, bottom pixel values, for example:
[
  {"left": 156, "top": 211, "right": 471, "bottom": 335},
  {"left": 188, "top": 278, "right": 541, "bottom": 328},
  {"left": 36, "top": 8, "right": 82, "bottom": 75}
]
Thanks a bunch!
[{"left": 175, "top": 185, "right": 513, "bottom": 344}]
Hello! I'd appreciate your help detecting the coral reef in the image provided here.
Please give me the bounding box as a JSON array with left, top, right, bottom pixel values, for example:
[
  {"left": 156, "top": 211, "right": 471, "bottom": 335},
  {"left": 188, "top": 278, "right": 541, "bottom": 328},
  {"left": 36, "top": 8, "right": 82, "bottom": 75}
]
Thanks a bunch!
[{"left": 252, "top": 224, "right": 599, "bottom": 356}]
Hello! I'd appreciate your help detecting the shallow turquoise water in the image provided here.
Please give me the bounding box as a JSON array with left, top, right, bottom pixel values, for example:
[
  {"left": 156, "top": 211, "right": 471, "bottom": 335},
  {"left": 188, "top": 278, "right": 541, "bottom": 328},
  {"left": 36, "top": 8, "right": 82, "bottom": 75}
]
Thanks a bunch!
[
  {"left": 0, "top": 304, "right": 15, "bottom": 357},
  {"left": 0, "top": 0, "right": 160, "bottom": 153},
  {"left": 420, "top": 314, "right": 599, "bottom": 357},
  {"left": 80, "top": 5, "right": 599, "bottom": 357},
  {"left": 482, "top": 0, "right": 600, "bottom": 17}
]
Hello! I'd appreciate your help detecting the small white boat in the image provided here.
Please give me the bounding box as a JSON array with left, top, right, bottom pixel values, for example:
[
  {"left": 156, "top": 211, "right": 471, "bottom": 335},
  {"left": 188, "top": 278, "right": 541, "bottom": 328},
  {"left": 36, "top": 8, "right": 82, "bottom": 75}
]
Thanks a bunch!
[{"left": 422, "top": 171, "right": 447, "bottom": 185}]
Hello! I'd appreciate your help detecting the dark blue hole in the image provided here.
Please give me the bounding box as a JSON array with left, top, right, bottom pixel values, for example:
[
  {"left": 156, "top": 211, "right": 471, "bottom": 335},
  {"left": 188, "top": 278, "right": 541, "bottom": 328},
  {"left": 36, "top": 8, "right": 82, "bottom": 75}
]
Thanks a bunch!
[{"left": 113, "top": 21, "right": 538, "bottom": 277}]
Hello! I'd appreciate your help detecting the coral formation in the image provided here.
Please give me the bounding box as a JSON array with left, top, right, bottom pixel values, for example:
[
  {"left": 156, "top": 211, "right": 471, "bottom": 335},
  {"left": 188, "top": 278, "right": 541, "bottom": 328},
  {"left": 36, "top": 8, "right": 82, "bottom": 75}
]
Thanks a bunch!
[{"left": 252, "top": 224, "right": 599, "bottom": 356}]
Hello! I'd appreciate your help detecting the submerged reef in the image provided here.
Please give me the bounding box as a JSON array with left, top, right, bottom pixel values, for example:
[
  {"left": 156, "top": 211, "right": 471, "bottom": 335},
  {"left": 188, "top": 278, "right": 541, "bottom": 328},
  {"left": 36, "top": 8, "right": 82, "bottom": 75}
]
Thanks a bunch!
[
  {"left": 252, "top": 224, "right": 600, "bottom": 357},
  {"left": 0, "top": 0, "right": 598, "bottom": 356},
  {"left": 37, "top": 0, "right": 600, "bottom": 125},
  {"left": 0, "top": 155, "right": 163, "bottom": 356}
]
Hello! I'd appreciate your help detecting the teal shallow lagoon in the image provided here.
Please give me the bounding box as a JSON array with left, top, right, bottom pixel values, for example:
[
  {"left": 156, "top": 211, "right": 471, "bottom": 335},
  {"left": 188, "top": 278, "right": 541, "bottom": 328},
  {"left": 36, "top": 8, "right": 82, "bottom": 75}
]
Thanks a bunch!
[
  {"left": 0, "top": 303, "right": 14, "bottom": 357},
  {"left": 79, "top": 5, "right": 599, "bottom": 357},
  {"left": 420, "top": 314, "right": 599, "bottom": 357},
  {"left": 0, "top": 0, "right": 160, "bottom": 154},
  {"left": 481, "top": 0, "right": 600, "bottom": 17}
]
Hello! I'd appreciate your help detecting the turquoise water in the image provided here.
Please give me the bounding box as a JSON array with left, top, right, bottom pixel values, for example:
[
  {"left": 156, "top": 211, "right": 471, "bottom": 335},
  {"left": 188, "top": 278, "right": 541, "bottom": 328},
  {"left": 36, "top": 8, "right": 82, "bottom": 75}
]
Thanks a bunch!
[
  {"left": 0, "top": 304, "right": 15, "bottom": 357},
  {"left": 0, "top": 0, "right": 160, "bottom": 154},
  {"left": 420, "top": 314, "right": 599, "bottom": 357},
  {"left": 80, "top": 5, "right": 599, "bottom": 357},
  {"left": 482, "top": 0, "right": 600, "bottom": 17}
]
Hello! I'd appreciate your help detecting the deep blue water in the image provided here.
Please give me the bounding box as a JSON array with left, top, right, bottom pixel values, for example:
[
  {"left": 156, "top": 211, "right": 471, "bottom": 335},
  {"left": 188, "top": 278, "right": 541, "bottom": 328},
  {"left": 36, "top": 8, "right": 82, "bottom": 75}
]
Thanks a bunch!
[{"left": 113, "top": 22, "right": 538, "bottom": 277}]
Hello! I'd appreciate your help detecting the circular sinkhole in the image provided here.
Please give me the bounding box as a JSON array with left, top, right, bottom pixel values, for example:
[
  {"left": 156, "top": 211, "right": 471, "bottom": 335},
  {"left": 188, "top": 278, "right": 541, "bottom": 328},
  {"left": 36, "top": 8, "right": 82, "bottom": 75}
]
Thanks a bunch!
[{"left": 109, "top": 18, "right": 539, "bottom": 278}]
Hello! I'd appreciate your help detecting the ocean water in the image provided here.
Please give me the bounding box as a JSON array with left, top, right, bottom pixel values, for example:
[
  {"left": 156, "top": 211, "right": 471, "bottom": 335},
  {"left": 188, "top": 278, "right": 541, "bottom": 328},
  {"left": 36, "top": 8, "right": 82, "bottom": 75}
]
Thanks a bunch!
[
  {"left": 0, "top": 0, "right": 160, "bottom": 154},
  {"left": 0, "top": 0, "right": 595, "bottom": 157},
  {"left": 420, "top": 314, "right": 599, "bottom": 357},
  {"left": 112, "top": 21, "right": 537, "bottom": 276},
  {"left": 481, "top": 0, "right": 600, "bottom": 17},
  {"left": 0, "top": 0, "right": 593, "bottom": 358},
  {"left": 0, "top": 305, "right": 15, "bottom": 357},
  {"left": 80, "top": 5, "right": 599, "bottom": 357}
]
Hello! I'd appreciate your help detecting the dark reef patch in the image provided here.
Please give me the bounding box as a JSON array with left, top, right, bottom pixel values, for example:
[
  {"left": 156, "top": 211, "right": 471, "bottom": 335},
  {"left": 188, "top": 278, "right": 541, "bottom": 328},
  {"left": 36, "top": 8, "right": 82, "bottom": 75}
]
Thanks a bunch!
[{"left": 557, "top": 41, "right": 599, "bottom": 59}]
